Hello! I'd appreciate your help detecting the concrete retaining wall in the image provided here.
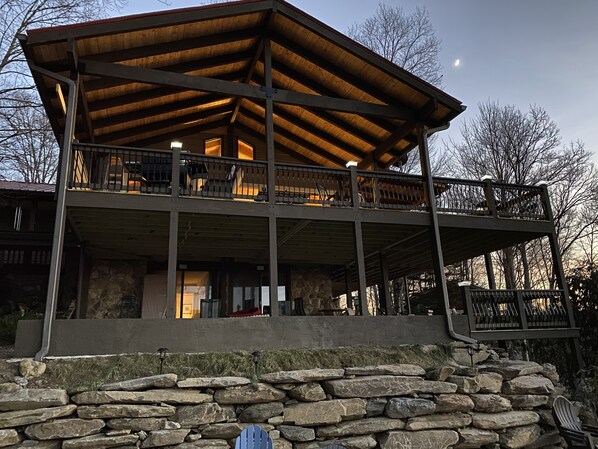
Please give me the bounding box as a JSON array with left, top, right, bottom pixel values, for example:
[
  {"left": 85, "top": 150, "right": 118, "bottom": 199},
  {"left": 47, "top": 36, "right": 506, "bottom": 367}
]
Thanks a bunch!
[{"left": 15, "top": 315, "right": 469, "bottom": 357}]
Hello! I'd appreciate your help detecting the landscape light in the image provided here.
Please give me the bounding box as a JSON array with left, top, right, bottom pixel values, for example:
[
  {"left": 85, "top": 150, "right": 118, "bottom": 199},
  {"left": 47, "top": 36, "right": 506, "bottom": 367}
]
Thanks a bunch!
[
  {"left": 157, "top": 347, "right": 169, "bottom": 374},
  {"left": 170, "top": 141, "right": 183, "bottom": 150},
  {"left": 345, "top": 161, "right": 358, "bottom": 168}
]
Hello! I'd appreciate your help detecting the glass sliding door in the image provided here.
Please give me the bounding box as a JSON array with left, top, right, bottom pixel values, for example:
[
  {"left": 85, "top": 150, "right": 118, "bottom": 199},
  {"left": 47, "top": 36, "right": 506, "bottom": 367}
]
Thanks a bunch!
[{"left": 175, "top": 271, "right": 210, "bottom": 318}]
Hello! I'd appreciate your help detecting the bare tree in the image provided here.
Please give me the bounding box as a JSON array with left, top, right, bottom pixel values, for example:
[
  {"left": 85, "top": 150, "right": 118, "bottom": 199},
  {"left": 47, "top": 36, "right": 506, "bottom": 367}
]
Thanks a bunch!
[
  {"left": 448, "top": 101, "right": 598, "bottom": 287},
  {"left": 0, "top": 0, "right": 127, "bottom": 182},
  {"left": 348, "top": 3, "right": 443, "bottom": 87}
]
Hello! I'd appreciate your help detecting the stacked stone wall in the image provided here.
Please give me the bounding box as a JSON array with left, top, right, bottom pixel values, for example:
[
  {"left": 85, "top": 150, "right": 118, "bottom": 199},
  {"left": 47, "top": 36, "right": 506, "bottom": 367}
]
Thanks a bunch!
[{"left": 0, "top": 357, "right": 565, "bottom": 449}]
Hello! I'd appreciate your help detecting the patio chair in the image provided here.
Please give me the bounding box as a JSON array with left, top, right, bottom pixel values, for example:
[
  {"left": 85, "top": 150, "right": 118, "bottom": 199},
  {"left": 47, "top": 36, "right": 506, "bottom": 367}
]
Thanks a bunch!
[
  {"left": 553, "top": 395, "right": 598, "bottom": 448},
  {"left": 234, "top": 425, "right": 273, "bottom": 449}
]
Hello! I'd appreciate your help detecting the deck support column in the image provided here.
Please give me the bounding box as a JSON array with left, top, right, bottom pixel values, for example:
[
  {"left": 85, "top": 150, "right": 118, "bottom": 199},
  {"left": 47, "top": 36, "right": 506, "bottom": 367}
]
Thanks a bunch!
[
  {"left": 540, "top": 183, "right": 584, "bottom": 371},
  {"left": 33, "top": 69, "right": 79, "bottom": 361},
  {"left": 417, "top": 122, "right": 475, "bottom": 343},
  {"left": 264, "top": 36, "right": 278, "bottom": 316},
  {"left": 349, "top": 164, "right": 368, "bottom": 316},
  {"left": 166, "top": 210, "right": 179, "bottom": 318}
]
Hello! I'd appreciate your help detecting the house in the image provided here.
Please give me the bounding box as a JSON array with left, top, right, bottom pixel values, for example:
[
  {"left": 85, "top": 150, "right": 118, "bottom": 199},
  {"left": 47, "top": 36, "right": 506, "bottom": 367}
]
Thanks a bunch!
[
  {"left": 14, "top": 0, "right": 581, "bottom": 365},
  {"left": 0, "top": 181, "right": 78, "bottom": 318}
]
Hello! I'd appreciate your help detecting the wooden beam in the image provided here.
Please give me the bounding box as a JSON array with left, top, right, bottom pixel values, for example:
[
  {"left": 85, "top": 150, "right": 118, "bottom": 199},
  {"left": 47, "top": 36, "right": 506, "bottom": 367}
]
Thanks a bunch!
[
  {"left": 357, "top": 121, "right": 416, "bottom": 169},
  {"left": 230, "top": 41, "right": 264, "bottom": 124},
  {"left": 85, "top": 50, "right": 255, "bottom": 92},
  {"left": 67, "top": 40, "right": 94, "bottom": 143},
  {"left": 96, "top": 104, "right": 232, "bottom": 144},
  {"left": 80, "top": 59, "right": 415, "bottom": 119}
]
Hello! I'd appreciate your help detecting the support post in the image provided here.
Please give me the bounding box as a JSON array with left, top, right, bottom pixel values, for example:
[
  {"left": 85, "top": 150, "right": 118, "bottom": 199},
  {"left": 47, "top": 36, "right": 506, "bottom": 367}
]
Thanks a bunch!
[
  {"left": 379, "top": 253, "right": 390, "bottom": 315},
  {"left": 349, "top": 164, "right": 368, "bottom": 316},
  {"left": 345, "top": 266, "right": 353, "bottom": 310},
  {"left": 484, "top": 253, "right": 497, "bottom": 289},
  {"left": 462, "top": 285, "right": 476, "bottom": 333},
  {"left": 75, "top": 245, "right": 85, "bottom": 319},
  {"left": 404, "top": 276, "right": 411, "bottom": 315},
  {"left": 33, "top": 70, "right": 79, "bottom": 361},
  {"left": 264, "top": 36, "right": 278, "bottom": 315},
  {"left": 166, "top": 210, "right": 179, "bottom": 318},
  {"left": 541, "top": 183, "right": 584, "bottom": 371}
]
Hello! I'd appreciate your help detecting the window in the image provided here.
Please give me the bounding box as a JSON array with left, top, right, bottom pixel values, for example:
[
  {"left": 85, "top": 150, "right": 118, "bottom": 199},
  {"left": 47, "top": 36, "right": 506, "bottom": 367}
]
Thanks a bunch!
[
  {"left": 238, "top": 139, "right": 254, "bottom": 160},
  {"left": 204, "top": 137, "right": 222, "bottom": 157}
]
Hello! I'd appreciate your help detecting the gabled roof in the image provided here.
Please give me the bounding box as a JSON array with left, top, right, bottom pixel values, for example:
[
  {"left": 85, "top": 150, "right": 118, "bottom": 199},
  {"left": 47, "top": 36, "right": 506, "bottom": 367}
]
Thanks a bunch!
[{"left": 20, "top": 0, "right": 465, "bottom": 168}]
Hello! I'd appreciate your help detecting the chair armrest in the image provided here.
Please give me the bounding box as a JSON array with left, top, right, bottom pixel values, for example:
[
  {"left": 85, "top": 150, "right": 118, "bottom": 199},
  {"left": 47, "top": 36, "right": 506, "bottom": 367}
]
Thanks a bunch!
[
  {"left": 560, "top": 428, "right": 595, "bottom": 448},
  {"left": 583, "top": 425, "right": 598, "bottom": 437}
]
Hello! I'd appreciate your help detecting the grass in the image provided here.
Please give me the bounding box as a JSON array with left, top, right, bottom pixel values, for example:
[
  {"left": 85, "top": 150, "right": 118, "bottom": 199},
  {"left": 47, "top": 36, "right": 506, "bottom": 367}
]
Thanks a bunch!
[{"left": 30, "top": 344, "right": 451, "bottom": 392}]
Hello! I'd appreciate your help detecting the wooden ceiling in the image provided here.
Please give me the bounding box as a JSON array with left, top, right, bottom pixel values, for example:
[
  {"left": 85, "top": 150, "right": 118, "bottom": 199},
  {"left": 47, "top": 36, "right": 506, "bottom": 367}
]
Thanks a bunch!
[{"left": 21, "top": 0, "right": 465, "bottom": 169}]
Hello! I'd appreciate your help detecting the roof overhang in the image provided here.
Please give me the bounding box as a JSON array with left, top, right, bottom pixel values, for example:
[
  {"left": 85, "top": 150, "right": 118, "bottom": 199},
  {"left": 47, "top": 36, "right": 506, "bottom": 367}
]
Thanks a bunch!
[{"left": 20, "top": 0, "right": 465, "bottom": 168}]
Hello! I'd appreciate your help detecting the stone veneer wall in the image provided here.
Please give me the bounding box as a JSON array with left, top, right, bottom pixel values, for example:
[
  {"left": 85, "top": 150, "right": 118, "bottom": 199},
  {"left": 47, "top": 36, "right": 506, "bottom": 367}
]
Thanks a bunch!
[
  {"left": 86, "top": 260, "right": 146, "bottom": 319},
  {"left": 0, "top": 353, "right": 566, "bottom": 449},
  {"left": 291, "top": 268, "right": 334, "bottom": 315}
]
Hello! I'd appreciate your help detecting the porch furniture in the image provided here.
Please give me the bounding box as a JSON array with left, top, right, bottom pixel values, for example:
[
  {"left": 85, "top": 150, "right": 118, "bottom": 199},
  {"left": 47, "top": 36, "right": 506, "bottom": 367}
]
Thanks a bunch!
[
  {"left": 202, "top": 165, "right": 243, "bottom": 198},
  {"left": 228, "top": 307, "right": 263, "bottom": 317},
  {"left": 553, "top": 396, "right": 597, "bottom": 448},
  {"left": 235, "top": 425, "right": 273, "bottom": 449}
]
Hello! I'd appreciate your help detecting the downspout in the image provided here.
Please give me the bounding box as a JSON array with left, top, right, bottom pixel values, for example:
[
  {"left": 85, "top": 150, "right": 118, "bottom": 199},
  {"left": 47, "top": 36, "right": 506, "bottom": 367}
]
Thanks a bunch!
[
  {"left": 27, "top": 62, "right": 79, "bottom": 361},
  {"left": 420, "top": 122, "right": 477, "bottom": 345}
]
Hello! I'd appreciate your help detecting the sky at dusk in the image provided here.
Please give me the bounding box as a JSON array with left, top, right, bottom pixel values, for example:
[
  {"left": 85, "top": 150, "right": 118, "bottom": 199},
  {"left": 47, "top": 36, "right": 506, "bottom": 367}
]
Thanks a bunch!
[{"left": 121, "top": 0, "right": 598, "bottom": 161}]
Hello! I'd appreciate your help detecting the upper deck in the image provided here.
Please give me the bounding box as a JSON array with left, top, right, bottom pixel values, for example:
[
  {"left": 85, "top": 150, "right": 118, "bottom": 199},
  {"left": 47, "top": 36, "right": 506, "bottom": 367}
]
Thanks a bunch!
[{"left": 70, "top": 142, "right": 550, "bottom": 224}]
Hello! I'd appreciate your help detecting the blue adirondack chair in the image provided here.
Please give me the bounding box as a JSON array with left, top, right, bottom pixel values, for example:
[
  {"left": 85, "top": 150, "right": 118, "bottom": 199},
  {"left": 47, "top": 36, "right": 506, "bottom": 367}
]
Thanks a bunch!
[{"left": 235, "top": 425, "right": 273, "bottom": 449}]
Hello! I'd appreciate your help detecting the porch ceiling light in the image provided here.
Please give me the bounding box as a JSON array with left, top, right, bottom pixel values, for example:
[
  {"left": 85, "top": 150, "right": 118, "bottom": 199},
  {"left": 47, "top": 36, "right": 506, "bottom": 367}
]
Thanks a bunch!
[
  {"left": 171, "top": 141, "right": 183, "bottom": 150},
  {"left": 481, "top": 174, "right": 493, "bottom": 182},
  {"left": 346, "top": 161, "right": 358, "bottom": 168}
]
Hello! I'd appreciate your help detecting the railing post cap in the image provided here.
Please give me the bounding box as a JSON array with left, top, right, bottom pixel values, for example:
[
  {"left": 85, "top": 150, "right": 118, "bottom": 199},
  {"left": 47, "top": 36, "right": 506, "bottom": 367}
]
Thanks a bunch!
[
  {"left": 345, "top": 161, "right": 358, "bottom": 168},
  {"left": 481, "top": 175, "right": 493, "bottom": 182},
  {"left": 537, "top": 180, "right": 549, "bottom": 186},
  {"left": 458, "top": 281, "right": 472, "bottom": 287}
]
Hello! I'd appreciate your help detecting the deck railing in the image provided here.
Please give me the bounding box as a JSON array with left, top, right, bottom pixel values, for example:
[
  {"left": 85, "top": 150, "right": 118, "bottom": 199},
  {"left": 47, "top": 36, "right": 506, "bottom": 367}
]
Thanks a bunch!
[
  {"left": 69, "top": 143, "right": 549, "bottom": 220},
  {"left": 462, "top": 286, "right": 569, "bottom": 332}
]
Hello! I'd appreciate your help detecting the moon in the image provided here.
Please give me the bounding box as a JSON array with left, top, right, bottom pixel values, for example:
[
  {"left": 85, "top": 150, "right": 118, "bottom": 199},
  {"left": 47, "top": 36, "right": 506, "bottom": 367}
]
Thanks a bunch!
[{"left": 453, "top": 59, "right": 461, "bottom": 67}]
